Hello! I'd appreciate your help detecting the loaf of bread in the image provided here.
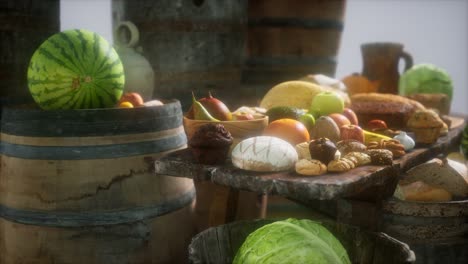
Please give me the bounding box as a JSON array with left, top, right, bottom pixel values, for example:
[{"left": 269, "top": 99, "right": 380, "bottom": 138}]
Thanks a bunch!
[
  {"left": 350, "top": 93, "right": 425, "bottom": 129},
  {"left": 231, "top": 136, "right": 298, "bottom": 172},
  {"left": 400, "top": 181, "right": 453, "bottom": 202},
  {"left": 401, "top": 158, "right": 468, "bottom": 197}
]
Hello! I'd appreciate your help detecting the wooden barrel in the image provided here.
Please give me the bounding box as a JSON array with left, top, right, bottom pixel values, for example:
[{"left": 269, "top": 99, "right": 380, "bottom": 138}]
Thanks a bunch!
[
  {"left": 189, "top": 219, "right": 416, "bottom": 264},
  {"left": 0, "top": 0, "right": 60, "bottom": 98},
  {"left": 382, "top": 199, "right": 468, "bottom": 264},
  {"left": 0, "top": 100, "right": 196, "bottom": 264},
  {"left": 112, "top": 0, "right": 248, "bottom": 110},
  {"left": 243, "top": 0, "right": 346, "bottom": 94}
]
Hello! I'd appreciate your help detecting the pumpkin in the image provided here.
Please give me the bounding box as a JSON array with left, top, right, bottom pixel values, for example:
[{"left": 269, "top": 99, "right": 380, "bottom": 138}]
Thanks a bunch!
[{"left": 341, "top": 73, "right": 379, "bottom": 96}]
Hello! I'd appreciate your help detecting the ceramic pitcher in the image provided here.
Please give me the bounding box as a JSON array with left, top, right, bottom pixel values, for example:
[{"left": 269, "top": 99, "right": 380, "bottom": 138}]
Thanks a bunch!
[
  {"left": 114, "top": 21, "right": 155, "bottom": 100},
  {"left": 361, "top": 42, "right": 413, "bottom": 94}
]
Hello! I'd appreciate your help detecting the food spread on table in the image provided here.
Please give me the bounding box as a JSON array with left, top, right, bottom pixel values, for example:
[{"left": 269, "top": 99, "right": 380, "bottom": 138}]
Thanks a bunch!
[{"left": 22, "top": 29, "right": 468, "bottom": 203}]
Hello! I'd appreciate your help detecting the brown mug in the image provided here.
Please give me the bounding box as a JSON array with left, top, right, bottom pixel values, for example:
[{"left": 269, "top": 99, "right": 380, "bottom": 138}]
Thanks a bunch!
[{"left": 361, "top": 42, "right": 413, "bottom": 94}]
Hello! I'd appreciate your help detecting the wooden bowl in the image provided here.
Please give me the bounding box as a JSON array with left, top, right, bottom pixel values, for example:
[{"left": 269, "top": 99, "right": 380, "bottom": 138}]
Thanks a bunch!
[{"left": 183, "top": 115, "right": 269, "bottom": 148}]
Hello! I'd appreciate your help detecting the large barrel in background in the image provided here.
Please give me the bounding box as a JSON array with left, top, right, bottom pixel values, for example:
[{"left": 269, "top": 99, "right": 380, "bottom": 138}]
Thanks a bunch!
[
  {"left": 0, "top": 0, "right": 60, "bottom": 99},
  {"left": 112, "top": 0, "right": 247, "bottom": 110},
  {"left": 242, "top": 0, "right": 346, "bottom": 96},
  {"left": 0, "top": 100, "right": 196, "bottom": 264}
]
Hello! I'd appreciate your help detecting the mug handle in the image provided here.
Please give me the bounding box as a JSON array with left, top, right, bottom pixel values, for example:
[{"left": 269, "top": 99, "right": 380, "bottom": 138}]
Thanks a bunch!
[
  {"left": 114, "top": 21, "right": 140, "bottom": 48},
  {"left": 400, "top": 50, "right": 413, "bottom": 71}
]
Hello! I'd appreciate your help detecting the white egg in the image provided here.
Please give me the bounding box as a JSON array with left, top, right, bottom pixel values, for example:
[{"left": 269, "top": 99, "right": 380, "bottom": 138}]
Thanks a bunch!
[{"left": 231, "top": 136, "right": 298, "bottom": 172}]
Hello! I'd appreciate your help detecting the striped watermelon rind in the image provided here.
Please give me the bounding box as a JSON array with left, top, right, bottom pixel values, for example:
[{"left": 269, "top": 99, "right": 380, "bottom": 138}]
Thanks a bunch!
[{"left": 28, "top": 29, "right": 125, "bottom": 110}]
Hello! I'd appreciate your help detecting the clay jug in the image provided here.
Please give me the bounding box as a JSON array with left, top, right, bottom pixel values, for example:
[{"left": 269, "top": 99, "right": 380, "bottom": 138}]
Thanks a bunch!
[
  {"left": 114, "top": 21, "right": 155, "bottom": 100},
  {"left": 361, "top": 42, "right": 413, "bottom": 94}
]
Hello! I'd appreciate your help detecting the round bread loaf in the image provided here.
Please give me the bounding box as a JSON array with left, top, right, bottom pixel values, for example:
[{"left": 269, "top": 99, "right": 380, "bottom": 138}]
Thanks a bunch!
[{"left": 231, "top": 136, "right": 298, "bottom": 172}]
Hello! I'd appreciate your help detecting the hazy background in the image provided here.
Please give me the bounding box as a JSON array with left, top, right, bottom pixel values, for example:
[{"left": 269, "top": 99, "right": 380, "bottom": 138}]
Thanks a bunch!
[{"left": 61, "top": 0, "right": 468, "bottom": 114}]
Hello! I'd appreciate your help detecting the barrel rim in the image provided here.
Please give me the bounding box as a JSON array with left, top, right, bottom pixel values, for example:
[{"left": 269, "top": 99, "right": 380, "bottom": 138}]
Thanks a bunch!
[
  {"left": 384, "top": 198, "right": 468, "bottom": 207},
  {"left": 0, "top": 99, "right": 185, "bottom": 137},
  {"left": 1, "top": 98, "right": 181, "bottom": 115},
  {"left": 383, "top": 198, "right": 468, "bottom": 217}
]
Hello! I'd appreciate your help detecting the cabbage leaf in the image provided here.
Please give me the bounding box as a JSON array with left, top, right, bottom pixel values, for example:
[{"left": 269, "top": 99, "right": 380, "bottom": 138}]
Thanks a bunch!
[{"left": 233, "top": 218, "right": 351, "bottom": 264}]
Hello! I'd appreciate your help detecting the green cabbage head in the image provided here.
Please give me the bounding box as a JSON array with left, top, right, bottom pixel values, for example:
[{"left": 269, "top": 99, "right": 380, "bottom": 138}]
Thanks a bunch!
[
  {"left": 233, "top": 218, "right": 351, "bottom": 264},
  {"left": 399, "top": 63, "right": 453, "bottom": 100}
]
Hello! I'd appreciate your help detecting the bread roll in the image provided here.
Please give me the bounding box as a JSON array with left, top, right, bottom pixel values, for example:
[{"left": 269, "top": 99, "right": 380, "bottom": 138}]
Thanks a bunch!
[{"left": 295, "top": 159, "right": 327, "bottom": 176}]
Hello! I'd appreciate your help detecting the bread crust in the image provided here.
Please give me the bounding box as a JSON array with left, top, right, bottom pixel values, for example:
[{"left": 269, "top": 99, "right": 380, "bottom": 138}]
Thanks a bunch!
[{"left": 350, "top": 93, "right": 425, "bottom": 129}]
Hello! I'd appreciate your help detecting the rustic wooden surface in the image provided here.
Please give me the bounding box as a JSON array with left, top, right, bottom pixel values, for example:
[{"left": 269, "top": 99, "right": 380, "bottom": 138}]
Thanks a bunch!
[
  {"left": 155, "top": 148, "right": 398, "bottom": 202},
  {"left": 154, "top": 116, "right": 465, "bottom": 206}
]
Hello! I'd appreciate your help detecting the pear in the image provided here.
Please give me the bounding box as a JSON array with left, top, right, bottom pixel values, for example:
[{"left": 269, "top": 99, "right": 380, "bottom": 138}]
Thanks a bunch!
[{"left": 192, "top": 92, "right": 220, "bottom": 121}]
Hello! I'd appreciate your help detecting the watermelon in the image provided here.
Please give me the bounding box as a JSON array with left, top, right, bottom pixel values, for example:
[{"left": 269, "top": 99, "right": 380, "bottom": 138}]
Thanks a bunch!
[{"left": 27, "top": 29, "right": 125, "bottom": 110}]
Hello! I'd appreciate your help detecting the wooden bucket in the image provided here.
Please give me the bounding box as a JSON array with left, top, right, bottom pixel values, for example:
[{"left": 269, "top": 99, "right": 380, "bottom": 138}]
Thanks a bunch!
[
  {"left": 243, "top": 0, "right": 346, "bottom": 93},
  {"left": 0, "top": 0, "right": 60, "bottom": 98},
  {"left": 0, "top": 100, "right": 196, "bottom": 264},
  {"left": 189, "top": 219, "right": 416, "bottom": 264},
  {"left": 382, "top": 199, "right": 468, "bottom": 264},
  {"left": 111, "top": 0, "right": 248, "bottom": 110}
]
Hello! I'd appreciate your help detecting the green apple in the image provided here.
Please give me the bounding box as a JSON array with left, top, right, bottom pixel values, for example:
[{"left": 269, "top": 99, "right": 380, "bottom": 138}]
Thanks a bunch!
[{"left": 309, "top": 91, "right": 344, "bottom": 118}]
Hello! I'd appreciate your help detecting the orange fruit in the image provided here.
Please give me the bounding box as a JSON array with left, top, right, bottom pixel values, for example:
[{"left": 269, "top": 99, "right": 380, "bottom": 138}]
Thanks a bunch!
[
  {"left": 119, "top": 92, "right": 144, "bottom": 106},
  {"left": 119, "top": 101, "right": 134, "bottom": 108},
  {"left": 263, "top": 118, "right": 310, "bottom": 145}
]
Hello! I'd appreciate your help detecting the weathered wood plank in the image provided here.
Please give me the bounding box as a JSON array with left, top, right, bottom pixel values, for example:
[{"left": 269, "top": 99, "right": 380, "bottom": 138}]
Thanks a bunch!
[{"left": 153, "top": 116, "right": 465, "bottom": 204}]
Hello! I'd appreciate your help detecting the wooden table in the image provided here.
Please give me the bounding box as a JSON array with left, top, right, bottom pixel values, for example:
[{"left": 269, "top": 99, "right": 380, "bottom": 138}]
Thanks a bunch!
[{"left": 153, "top": 116, "right": 465, "bottom": 230}]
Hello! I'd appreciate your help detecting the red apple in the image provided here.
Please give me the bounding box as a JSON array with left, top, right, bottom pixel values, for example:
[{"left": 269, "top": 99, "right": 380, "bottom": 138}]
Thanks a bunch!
[
  {"left": 328, "top": 113, "right": 351, "bottom": 129},
  {"left": 340, "top": 124, "right": 365, "bottom": 143},
  {"left": 367, "top": 119, "right": 388, "bottom": 130},
  {"left": 233, "top": 112, "right": 255, "bottom": 120},
  {"left": 342, "top": 108, "right": 359, "bottom": 125},
  {"left": 119, "top": 92, "right": 144, "bottom": 107}
]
